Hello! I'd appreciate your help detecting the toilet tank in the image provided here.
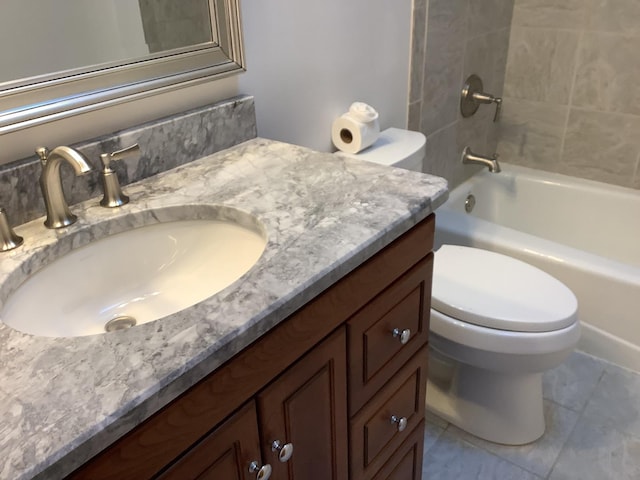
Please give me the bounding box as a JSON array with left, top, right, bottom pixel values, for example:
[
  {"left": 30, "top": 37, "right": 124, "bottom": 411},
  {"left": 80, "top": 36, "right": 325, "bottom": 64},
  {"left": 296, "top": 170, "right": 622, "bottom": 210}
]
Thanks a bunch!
[{"left": 335, "top": 127, "right": 426, "bottom": 173}]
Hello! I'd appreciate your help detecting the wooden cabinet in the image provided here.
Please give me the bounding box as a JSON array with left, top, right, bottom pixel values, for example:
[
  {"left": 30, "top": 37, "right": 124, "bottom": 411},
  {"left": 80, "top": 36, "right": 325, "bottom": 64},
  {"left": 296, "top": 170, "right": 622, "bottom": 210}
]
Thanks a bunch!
[
  {"left": 257, "top": 327, "right": 348, "bottom": 480},
  {"left": 157, "top": 402, "right": 262, "bottom": 480},
  {"left": 68, "top": 215, "right": 434, "bottom": 480}
]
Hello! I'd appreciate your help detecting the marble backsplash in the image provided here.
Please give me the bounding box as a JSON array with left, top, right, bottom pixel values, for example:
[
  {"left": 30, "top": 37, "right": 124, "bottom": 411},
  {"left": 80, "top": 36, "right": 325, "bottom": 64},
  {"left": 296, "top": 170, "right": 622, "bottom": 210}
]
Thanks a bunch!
[{"left": 0, "top": 95, "right": 257, "bottom": 227}]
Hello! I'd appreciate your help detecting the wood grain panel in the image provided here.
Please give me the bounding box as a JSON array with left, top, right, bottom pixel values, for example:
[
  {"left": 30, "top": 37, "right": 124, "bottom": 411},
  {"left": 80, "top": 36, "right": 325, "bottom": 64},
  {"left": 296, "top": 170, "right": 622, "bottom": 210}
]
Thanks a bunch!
[
  {"left": 372, "top": 421, "right": 426, "bottom": 480},
  {"left": 257, "top": 327, "right": 348, "bottom": 480},
  {"left": 68, "top": 215, "right": 434, "bottom": 480},
  {"left": 348, "top": 256, "right": 433, "bottom": 416},
  {"left": 350, "top": 346, "right": 428, "bottom": 480},
  {"left": 157, "top": 402, "right": 260, "bottom": 480}
]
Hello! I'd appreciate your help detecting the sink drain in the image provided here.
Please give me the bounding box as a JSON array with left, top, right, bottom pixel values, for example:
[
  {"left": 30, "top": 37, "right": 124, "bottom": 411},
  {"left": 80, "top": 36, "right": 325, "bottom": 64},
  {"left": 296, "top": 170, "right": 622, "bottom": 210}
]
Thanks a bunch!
[{"left": 104, "top": 316, "right": 137, "bottom": 332}]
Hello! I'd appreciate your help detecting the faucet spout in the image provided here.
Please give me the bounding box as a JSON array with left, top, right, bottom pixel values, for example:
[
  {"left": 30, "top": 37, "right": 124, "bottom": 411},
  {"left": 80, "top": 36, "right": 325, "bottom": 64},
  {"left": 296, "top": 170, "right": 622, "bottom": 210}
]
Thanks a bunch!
[
  {"left": 461, "top": 146, "right": 501, "bottom": 173},
  {"left": 36, "top": 146, "right": 93, "bottom": 229}
]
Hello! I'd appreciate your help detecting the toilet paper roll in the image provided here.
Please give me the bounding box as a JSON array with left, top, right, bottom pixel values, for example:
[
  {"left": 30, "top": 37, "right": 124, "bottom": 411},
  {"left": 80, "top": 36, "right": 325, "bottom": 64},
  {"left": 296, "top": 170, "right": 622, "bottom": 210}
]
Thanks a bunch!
[{"left": 331, "top": 104, "right": 380, "bottom": 154}]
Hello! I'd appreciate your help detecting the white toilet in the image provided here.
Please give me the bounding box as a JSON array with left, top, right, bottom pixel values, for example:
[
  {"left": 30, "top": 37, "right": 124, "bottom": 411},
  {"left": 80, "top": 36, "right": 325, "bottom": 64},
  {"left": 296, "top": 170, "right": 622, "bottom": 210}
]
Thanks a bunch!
[{"left": 337, "top": 128, "right": 580, "bottom": 445}]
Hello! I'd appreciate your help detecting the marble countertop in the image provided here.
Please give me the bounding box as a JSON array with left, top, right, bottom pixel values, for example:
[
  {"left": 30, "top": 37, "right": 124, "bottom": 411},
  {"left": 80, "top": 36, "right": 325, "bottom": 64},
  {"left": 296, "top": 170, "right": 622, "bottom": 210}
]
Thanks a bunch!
[{"left": 0, "top": 138, "right": 448, "bottom": 479}]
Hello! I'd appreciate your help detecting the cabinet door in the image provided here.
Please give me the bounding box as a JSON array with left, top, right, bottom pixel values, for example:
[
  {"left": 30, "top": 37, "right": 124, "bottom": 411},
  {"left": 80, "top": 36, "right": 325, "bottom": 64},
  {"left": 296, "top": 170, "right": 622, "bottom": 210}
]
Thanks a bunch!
[
  {"left": 158, "top": 402, "right": 265, "bottom": 480},
  {"left": 257, "top": 327, "right": 348, "bottom": 480}
]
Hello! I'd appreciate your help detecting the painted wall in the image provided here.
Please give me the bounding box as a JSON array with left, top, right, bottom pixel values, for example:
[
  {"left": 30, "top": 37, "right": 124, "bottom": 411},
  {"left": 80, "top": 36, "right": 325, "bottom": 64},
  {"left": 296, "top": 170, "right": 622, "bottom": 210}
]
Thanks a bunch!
[
  {"left": 498, "top": 0, "right": 640, "bottom": 190},
  {"left": 238, "top": 0, "right": 412, "bottom": 153},
  {"left": 0, "top": 0, "right": 412, "bottom": 163},
  {"left": 409, "top": 0, "right": 515, "bottom": 188}
]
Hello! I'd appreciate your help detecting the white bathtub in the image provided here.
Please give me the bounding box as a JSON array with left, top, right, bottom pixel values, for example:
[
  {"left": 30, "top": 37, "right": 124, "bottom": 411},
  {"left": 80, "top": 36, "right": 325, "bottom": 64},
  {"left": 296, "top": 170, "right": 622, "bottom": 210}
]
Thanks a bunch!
[{"left": 435, "top": 163, "right": 640, "bottom": 372}]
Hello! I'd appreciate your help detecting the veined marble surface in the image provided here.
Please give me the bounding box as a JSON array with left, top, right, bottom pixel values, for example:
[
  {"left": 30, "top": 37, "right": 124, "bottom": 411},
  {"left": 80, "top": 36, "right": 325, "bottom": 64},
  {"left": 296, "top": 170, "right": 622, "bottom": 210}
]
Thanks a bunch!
[{"left": 0, "top": 138, "right": 448, "bottom": 479}]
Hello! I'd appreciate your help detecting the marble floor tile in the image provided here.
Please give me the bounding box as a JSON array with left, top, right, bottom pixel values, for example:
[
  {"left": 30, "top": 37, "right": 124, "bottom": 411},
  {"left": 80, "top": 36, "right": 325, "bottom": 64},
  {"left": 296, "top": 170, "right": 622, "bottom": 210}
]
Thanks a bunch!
[
  {"left": 581, "top": 364, "right": 640, "bottom": 438},
  {"left": 422, "top": 430, "right": 543, "bottom": 480},
  {"left": 543, "top": 351, "right": 606, "bottom": 412},
  {"left": 425, "top": 408, "right": 449, "bottom": 429},
  {"left": 423, "top": 422, "right": 445, "bottom": 455},
  {"left": 446, "top": 401, "right": 579, "bottom": 478},
  {"left": 548, "top": 416, "right": 640, "bottom": 480}
]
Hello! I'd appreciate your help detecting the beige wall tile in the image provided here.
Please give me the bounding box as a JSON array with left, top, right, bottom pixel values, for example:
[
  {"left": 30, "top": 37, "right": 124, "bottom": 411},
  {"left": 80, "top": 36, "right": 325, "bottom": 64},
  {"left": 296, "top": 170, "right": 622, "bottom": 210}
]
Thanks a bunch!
[
  {"left": 409, "top": 3, "right": 428, "bottom": 103},
  {"left": 468, "top": 0, "right": 515, "bottom": 38},
  {"left": 497, "top": 98, "right": 568, "bottom": 168},
  {"left": 420, "top": 0, "right": 468, "bottom": 134},
  {"left": 572, "top": 32, "right": 640, "bottom": 116},
  {"left": 408, "top": 101, "right": 422, "bottom": 131},
  {"left": 586, "top": 0, "right": 640, "bottom": 35},
  {"left": 560, "top": 109, "right": 640, "bottom": 188},
  {"left": 464, "top": 29, "right": 512, "bottom": 97},
  {"left": 512, "top": 0, "right": 586, "bottom": 29},
  {"left": 504, "top": 27, "right": 579, "bottom": 104}
]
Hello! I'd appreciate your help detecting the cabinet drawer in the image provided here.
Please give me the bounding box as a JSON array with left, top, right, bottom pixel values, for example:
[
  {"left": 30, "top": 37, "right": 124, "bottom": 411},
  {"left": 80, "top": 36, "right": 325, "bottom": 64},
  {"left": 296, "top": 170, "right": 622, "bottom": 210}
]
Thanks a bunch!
[
  {"left": 372, "top": 421, "right": 426, "bottom": 480},
  {"left": 158, "top": 402, "right": 261, "bottom": 480},
  {"left": 348, "top": 256, "right": 432, "bottom": 415},
  {"left": 350, "top": 346, "right": 428, "bottom": 480}
]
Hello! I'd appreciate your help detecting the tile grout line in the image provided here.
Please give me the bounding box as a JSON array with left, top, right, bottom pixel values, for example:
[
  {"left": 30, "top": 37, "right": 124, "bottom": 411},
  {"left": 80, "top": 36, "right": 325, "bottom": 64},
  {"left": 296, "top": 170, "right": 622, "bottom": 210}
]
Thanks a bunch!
[
  {"left": 542, "top": 368, "right": 607, "bottom": 479},
  {"left": 557, "top": 23, "right": 585, "bottom": 169}
]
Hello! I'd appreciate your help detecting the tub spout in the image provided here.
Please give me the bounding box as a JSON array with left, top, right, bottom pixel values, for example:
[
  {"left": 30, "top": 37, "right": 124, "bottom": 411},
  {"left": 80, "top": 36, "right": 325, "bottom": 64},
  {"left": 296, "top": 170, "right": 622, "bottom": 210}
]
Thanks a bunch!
[{"left": 462, "top": 146, "right": 501, "bottom": 173}]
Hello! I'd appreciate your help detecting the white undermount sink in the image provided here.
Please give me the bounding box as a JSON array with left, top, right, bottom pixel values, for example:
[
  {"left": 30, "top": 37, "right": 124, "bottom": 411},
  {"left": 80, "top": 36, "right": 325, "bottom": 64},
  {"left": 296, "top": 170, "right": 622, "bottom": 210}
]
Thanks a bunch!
[{"left": 1, "top": 212, "right": 267, "bottom": 337}]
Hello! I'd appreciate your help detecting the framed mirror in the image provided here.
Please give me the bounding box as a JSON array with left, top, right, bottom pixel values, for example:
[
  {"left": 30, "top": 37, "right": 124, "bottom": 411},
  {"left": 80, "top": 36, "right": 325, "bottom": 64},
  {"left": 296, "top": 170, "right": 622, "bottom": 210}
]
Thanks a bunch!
[{"left": 0, "top": 0, "right": 244, "bottom": 135}]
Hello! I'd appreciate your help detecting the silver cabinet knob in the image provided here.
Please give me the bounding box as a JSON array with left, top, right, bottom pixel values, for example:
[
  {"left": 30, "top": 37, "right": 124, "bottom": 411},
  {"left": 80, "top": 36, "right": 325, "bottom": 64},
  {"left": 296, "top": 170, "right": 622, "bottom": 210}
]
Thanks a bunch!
[
  {"left": 390, "top": 415, "right": 408, "bottom": 432},
  {"left": 248, "top": 461, "right": 272, "bottom": 480},
  {"left": 271, "top": 440, "right": 294, "bottom": 462},
  {"left": 392, "top": 328, "right": 411, "bottom": 345}
]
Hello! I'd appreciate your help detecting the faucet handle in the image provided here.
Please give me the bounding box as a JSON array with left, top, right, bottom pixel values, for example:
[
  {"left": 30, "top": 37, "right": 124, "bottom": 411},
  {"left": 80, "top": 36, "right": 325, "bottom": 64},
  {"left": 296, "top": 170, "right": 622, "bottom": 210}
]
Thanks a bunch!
[
  {"left": 0, "top": 208, "right": 23, "bottom": 252},
  {"left": 460, "top": 74, "right": 503, "bottom": 122},
  {"left": 99, "top": 144, "right": 139, "bottom": 208},
  {"left": 35, "top": 147, "right": 50, "bottom": 164},
  {"left": 100, "top": 144, "right": 140, "bottom": 169}
]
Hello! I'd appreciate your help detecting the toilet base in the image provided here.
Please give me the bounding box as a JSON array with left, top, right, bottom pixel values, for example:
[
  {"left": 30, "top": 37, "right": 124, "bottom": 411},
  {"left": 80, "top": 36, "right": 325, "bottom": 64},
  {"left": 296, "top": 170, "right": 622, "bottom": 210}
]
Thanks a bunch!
[{"left": 426, "top": 355, "right": 545, "bottom": 445}]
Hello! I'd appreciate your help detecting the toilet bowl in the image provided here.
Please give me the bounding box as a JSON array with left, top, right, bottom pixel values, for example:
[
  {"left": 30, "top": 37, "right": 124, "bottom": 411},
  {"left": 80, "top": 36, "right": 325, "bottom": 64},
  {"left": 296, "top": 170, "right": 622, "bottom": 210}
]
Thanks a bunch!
[
  {"left": 336, "top": 127, "right": 580, "bottom": 445},
  {"left": 427, "top": 244, "right": 579, "bottom": 444}
]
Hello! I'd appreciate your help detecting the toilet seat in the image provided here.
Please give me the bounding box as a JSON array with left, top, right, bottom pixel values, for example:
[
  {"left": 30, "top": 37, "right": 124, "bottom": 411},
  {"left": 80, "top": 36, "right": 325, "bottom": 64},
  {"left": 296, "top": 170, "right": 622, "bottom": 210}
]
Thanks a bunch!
[{"left": 432, "top": 245, "right": 578, "bottom": 333}]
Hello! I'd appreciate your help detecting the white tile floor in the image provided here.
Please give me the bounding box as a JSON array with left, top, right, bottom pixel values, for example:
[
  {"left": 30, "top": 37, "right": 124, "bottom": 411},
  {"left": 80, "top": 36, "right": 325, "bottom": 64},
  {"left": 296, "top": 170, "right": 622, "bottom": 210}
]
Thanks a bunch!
[{"left": 422, "top": 351, "right": 640, "bottom": 479}]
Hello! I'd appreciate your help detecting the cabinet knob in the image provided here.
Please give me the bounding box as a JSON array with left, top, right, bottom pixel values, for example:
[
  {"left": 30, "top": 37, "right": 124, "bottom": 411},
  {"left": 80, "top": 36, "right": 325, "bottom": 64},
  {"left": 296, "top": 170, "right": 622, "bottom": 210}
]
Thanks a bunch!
[
  {"left": 271, "top": 439, "right": 294, "bottom": 462},
  {"left": 390, "top": 415, "right": 408, "bottom": 432},
  {"left": 248, "top": 461, "right": 272, "bottom": 480},
  {"left": 392, "top": 328, "right": 411, "bottom": 345}
]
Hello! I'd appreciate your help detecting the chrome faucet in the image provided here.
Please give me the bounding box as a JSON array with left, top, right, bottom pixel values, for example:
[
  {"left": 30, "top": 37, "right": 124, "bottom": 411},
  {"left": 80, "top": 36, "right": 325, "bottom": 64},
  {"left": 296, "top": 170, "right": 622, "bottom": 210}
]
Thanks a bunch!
[
  {"left": 35, "top": 146, "right": 93, "bottom": 228},
  {"left": 461, "top": 146, "right": 501, "bottom": 173}
]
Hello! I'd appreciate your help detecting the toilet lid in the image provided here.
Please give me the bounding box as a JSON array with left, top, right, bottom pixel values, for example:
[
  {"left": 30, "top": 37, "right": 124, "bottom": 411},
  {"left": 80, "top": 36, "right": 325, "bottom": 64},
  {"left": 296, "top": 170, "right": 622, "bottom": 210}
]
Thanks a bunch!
[{"left": 432, "top": 245, "right": 578, "bottom": 333}]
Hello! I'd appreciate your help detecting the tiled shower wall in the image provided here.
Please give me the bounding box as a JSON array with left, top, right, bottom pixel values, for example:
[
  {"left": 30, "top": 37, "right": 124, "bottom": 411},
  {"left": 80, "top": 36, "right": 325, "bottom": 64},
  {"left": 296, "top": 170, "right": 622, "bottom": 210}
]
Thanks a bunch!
[
  {"left": 498, "top": 0, "right": 640, "bottom": 190},
  {"left": 409, "top": 0, "right": 515, "bottom": 188}
]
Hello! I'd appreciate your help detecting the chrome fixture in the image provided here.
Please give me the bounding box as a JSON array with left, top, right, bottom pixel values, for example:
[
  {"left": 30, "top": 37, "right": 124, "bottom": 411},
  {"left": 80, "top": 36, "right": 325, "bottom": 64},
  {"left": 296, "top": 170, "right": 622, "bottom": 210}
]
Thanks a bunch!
[
  {"left": 390, "top": 415, "right": 408, "bottom": 432},
  {"left": 392, "top": 327, "right": 411, "bottom": 345},
  {"left": 36, "top": 146, "right": 93, "bottom": 229},
  {"left": 465, "top": 194, "right": 476, "bottom": 213},
  {"left": 461, "top": 146, "right": 501, "bottom": 173},
  {"left": 271, "top": 440, "right": 294, "bottom": 462},
  {"left": 460, "top": 74, "right": 503, "bottom": 122},
  {"left": 104, "top": 316, "right": 137, "bottom": 333},
  {"left": 99, "top": 144, "right": 140, "bottom": 208},
  {"left": 0, "top": 208, "right": 23, "bottom": 251},
  {"left": 248, "top": 461, "right": 272, "bottom": 479}
]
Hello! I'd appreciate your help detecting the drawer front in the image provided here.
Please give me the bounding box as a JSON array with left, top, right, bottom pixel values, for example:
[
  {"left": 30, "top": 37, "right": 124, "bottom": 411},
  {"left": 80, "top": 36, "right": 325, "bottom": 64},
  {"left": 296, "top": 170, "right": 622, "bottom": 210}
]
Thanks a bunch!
[
  {"left": 158, "top": 402, "right": 261, "bottom": 480},
  {"left": 350, "top": 346, "right": 428, "bottom": 480},
  {"left": 348, "top": 256, "right": 432, "bottom": 416},
  {"left": 372, "top": 421, "right": 426, "bottom": 480}
]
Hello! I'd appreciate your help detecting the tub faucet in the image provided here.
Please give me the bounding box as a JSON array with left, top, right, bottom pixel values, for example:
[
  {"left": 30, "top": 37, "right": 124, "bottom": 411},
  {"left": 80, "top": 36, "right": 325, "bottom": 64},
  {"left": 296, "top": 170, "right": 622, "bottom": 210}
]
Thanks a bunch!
[
  {"left": 36, "top": 146, "right": 93, "bottom": 229},
  {"left": 461, "top": 146, "right": 501, "bottom": 173}
]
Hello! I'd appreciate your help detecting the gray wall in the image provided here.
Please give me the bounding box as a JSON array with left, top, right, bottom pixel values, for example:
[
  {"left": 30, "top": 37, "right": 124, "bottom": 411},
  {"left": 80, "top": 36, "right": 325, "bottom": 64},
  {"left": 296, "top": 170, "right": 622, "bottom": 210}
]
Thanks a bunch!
[
  {"left": 409, "top": 0, "right": 515, "bottom": 187},
  {"left": 498, "top": 0, "right": 640, "bottom": 190}
]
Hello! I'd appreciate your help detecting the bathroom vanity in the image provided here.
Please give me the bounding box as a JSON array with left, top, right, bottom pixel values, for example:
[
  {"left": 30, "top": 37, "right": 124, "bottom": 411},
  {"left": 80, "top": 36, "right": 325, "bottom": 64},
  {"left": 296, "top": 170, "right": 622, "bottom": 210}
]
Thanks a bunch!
[
  {"left": 71, "top": 214, "right": 435, "bottom": 480},
  {"left": 0, "top": 134, "right": 447, "bottom": 479}
]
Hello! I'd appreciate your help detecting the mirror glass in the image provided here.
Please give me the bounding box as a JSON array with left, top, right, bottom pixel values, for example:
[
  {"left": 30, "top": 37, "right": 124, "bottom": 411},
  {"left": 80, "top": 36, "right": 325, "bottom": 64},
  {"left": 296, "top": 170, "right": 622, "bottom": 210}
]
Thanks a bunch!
[{"left": 0, "top": 0, "right": 244, "bottom": 134}]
